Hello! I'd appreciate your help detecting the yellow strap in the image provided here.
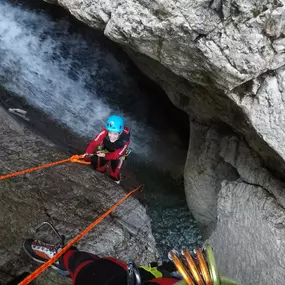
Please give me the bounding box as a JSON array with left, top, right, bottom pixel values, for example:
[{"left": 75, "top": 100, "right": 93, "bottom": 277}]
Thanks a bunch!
[{"left": 140, "top": 266, "right": 163, "bottom": 278}]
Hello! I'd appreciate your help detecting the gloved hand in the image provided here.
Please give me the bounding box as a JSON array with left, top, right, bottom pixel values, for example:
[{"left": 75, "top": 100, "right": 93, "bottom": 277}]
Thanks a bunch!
[
  {"left": 96, "top": 151, "right": 106, "bottom": 158},
  {"left": 83, "top": 153, "right": 92, "bottom": 161}
]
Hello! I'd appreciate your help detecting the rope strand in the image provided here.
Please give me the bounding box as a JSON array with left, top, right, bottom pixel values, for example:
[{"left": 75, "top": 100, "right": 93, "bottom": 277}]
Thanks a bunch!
[
  {"left": 0, "top": 155, "right": 90, "bottom": 181},
  {"left": 18, "top": 185, "right": 143, "bottom": 285}
]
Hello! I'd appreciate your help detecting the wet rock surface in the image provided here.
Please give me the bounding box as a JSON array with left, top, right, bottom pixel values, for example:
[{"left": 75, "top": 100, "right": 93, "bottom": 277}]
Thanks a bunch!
[
  {"left": 0, "top": 105, "right": 157, "bottom": 284},
  {"left": 7, "top": 0, "right": 285, "bottom": 283}
]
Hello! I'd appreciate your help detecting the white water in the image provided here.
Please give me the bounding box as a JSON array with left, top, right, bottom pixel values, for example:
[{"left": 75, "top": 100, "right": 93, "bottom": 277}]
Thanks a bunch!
[
  {"left": 0, "top": 3, "right": 106, "bottom": 128},
  {"left": 0, "top": 1, "right": 186, "bottom": 173},
  {"left": 0, "top": 1, "right": 201, "bottom": 259}
]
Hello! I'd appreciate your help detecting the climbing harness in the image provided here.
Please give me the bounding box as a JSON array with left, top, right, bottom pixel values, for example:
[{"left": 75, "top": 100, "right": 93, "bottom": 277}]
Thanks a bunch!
[
  {"left": 97, "top": 145, "right": 131, "bottom": 160},
  {"left": 0, "top": 155, "right": 90, "bottom": 181},
  {"left": 18, "top": 184, "right": 143, "bottom": 285},
  {"left": 121, "top": 148, "right": 131, "bottom": 160},
  {"left": 169, "top": 246, "right": 239, "bottom": 285}
]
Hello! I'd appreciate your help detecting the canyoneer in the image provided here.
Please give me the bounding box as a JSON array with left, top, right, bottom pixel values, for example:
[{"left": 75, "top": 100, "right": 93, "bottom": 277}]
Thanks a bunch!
[
  {"left": 22, "top": 221, "right": 181, "bottom": 285},
  {"left": 84, "top": 115, "right": 130, "bottom": 184},
  {"left": 22, "top": 237, "right": 181, "bottom": 285}
]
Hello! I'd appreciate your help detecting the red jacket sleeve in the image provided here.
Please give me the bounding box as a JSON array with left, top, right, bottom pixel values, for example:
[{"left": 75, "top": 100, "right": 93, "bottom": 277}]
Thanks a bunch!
[
  {"left": 105, "top": 139, "right": 130, "bottom": 160},
  {"left": 85, "top": 129, "right": 107, "bottom": 154},
  {"left": 146, "top": 278, "right": 178, "bottom": 285}
]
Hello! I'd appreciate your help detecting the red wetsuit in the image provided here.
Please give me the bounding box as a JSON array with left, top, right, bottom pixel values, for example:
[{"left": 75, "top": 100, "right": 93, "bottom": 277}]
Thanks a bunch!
[
  {"left": 63, "top": 249, "right": 179, "bottom": 285},
  {"left": 85, "top": 127, "right": 130, "bottom": 181}
]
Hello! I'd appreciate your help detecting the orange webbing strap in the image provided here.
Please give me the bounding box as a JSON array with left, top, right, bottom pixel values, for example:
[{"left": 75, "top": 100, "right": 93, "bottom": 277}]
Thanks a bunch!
[
  {"left": 18, "top": 185, "right": 143, "bottom": 285},
  {"left": 0, "top": 155, "right": 90, "bottom": 181}
]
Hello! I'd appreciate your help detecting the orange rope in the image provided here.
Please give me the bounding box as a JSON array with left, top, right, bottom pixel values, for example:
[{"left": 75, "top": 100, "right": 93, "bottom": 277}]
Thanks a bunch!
[
  {"left": 0, "top": 155, "right": 90, "bottom": 181},
  {"left": 18, "top": 184, "right": 143, "bottom": 285}
]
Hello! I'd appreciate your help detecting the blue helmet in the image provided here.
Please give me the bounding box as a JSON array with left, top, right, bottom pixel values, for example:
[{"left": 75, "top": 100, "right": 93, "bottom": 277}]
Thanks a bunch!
[{"left": 106, "top": 115, "right": 124, "bottom": 133}]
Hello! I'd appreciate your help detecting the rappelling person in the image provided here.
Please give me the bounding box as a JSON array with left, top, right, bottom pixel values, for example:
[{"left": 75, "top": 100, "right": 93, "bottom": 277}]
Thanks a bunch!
[
  {"left": 22, "top": 238, "right": 181, "bottom": 285},
  {"left": 84, "top": 115, "right": 130, "bottom": 184}
]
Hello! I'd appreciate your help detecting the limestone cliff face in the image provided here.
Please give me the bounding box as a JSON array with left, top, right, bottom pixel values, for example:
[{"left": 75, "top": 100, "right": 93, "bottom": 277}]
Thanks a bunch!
[
  {"left": 208, "top": 181, "right": 285, "bottom": 285},
  {"left": 45, "top": 0, "right": 285, "bottom": 174},
  {"left": 186, "top": 121, "right": 285, "bottom": 284},
  {"left": 43, "top": 0, "right": 285, "bottom": 283},
  {"left": 0, "top": 106, "right": 157, "bottom": 284},
  {"left": 184, "top": 121, "right": 239, "bottom": 237}
]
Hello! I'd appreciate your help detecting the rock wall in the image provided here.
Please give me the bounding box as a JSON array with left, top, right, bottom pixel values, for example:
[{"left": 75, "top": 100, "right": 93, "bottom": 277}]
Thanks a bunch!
[
  {"left": 44, "top": 0, "right": 285, "bottom": 175},
  {"left": 39, "top": 0, "right": 285, "bottom": 283},
  {"left": 208, "top": 181, "right": 285, "bottom": 285},
  {"left": 185, "top": 121, "right": 285, "bottom": 283},
  {"left": 184, "top": 121, "right": 239, "bottom": 237},
  {"left": 0, "top": 106, "right": 157, "bottom": 284}
]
